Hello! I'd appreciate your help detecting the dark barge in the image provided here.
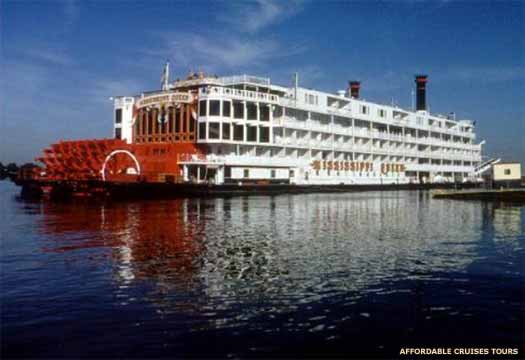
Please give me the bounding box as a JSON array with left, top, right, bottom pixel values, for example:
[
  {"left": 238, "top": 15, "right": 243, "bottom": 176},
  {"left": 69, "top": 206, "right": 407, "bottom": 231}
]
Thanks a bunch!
[
  {"left": 432, "top": 188, "right": 525, "bottom": 202},
  {"left": 18, "top": 178, "right": 481, "bottom": 201}
]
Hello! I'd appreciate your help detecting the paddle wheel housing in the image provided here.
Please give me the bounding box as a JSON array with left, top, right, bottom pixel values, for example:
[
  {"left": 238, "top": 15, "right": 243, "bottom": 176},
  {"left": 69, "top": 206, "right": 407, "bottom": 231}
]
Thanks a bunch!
[
  {"left": 33, "top": 139, "right": 205, "bottom": 183},
  {"left": 29, "top": 92, "right": 206, "bottom": 185}
]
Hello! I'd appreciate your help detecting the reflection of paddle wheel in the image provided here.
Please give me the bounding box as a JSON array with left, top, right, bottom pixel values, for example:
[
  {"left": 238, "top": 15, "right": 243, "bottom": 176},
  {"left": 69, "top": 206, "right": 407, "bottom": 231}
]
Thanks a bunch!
[{"left": 101, "top": 150, "right": 141, "bottom": 182}]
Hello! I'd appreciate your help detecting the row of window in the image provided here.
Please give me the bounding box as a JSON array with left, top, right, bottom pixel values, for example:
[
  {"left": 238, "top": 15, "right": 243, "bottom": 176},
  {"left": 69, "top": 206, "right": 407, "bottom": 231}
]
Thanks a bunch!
[
  {"left": 233, "top": 169, "right": 295, "bottom": 179},
  {"left": 135, "top": 114, "right": 194, "bottom": 135},
  {"left": 196, "top": 101, "right": 472, "bottom": 139},
  {"left": 199, "top": 100, "right": 270, "bottom": 121},
  {"left": 198, "top": 122, "right": 270, "bottom": 142}
]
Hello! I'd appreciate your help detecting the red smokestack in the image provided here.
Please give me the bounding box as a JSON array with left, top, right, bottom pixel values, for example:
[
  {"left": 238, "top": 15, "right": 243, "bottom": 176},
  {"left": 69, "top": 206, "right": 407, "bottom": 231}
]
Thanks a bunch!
[
  {"left": 415, "top": 75, "right": 428, "bottom": 111},
  {"left": 348, "top": 81, "right": 360, "bottom": 99}
]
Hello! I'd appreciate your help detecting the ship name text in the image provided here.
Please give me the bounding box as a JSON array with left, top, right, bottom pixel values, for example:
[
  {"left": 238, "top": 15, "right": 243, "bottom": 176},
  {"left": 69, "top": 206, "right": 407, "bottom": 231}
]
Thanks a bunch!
[
  {"left": 136, "top": 92, "right": 193, "bottom": 108},
  {"left": 311, "top": 161, "right": 406, "bottom": 173}
]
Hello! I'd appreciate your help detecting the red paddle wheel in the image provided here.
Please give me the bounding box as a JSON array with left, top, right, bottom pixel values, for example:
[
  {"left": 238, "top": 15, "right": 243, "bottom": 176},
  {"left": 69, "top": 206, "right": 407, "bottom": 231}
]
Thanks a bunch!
[
  {"left": 33, "top": 139, "right": 205, "bottom": 184},
  {"left": 35, "top": 139, "right": 128, "bottom": 181}
]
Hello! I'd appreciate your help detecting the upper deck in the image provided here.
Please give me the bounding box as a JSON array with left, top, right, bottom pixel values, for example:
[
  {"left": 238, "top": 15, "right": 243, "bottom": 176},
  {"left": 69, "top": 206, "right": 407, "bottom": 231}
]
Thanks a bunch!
[{"left": 188, "top": 74, "right": 476, "bottom": 139}]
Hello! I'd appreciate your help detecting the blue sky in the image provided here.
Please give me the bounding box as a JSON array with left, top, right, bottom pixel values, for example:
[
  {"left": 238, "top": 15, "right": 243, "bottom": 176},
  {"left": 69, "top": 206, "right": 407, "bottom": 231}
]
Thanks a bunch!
[{"left": 1, "top": 0, "right": 523, "bottom": 164}]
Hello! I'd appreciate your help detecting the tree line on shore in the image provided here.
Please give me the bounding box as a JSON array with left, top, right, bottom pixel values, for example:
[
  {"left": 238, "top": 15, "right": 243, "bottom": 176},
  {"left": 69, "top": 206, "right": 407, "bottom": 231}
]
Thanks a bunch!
[{"left": 0, "top": 162, "right": 38, "bottom": 180}]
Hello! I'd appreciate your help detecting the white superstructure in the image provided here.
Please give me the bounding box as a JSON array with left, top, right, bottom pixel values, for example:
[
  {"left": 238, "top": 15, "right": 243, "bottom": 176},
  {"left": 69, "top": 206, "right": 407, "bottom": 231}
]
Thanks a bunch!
[{"left": 114, "top": 72, "right": 484, "bottom": 186}]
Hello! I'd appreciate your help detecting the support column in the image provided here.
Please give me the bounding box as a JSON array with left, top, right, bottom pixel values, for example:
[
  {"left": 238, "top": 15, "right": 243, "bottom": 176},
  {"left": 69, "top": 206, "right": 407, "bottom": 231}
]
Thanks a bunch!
[
  {"left": 402, "top": 126, "right": 406, "bottom": 162},
  {"left": 153, "top": 108, "right": 158, "bottom": 137},
  {"left": 217, "top": 166, "right": 224, "bottom": 185},
  {"left": 351, "top": 117, "right": 355, "bottom": 161},
  {"left": 186, "top": 104, "right": 191, "bottom": 139},
  {"left": 137, "top": 110, "right": 142, "bottom": 139},
  {"left": 331, "top": 114, "right": 335, "bottom": 160},
  {"left": 183, "top": 165, "right": 188, "bottom": 182},
  {"left": 369, "top": 121, "right": 373, "bottom": 162},
  {"left": 269, "top": 104, "right": 274, "bottom": 143},
  {"left": 171, "top": 107, "right": 175, "bottom": 137},
  {"left": 386, "top": 124, "right": 390, "bottom": 162}
]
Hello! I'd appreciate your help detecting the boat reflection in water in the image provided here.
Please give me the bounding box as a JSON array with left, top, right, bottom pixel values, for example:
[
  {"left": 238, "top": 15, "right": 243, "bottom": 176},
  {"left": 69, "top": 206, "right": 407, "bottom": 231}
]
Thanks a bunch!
[{"left": 33, "top": 191, "right": 524, "bottom": 356}]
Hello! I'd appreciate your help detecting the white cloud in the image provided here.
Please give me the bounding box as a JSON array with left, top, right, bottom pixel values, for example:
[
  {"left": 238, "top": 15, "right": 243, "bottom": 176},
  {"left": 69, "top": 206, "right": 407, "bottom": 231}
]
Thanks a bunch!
[
  {"left": 24, "top": 48, "right": 73, "bottom": 66},
  {"left": 218, "top": 0, "right": 304, "bottom": 33},
  {"left": 88, "top": 79, "right": 147, "bottom": 101},
  {"left": 165, "top": 33, "right": 305, "bottom": 70},
  {"left": 134, "top": 1, "right": 309, "bottom": 74}
]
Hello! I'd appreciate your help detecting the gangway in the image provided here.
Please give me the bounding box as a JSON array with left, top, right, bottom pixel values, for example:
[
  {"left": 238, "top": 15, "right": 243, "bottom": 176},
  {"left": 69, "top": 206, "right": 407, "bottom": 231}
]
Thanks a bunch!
[{"left": 474, "top": 158, "right": 501, "bottom": 175}]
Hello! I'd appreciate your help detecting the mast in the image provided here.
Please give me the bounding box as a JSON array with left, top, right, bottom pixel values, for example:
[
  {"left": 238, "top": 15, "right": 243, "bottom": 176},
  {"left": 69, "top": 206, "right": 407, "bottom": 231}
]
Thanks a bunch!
[{"left": 161, "top": 60, "right": 170, "bottom": 91}]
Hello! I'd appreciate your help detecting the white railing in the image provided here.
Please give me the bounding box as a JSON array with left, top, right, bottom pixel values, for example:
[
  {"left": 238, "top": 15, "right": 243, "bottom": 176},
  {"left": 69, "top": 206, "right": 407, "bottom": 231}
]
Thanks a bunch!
[
  {"left": 200, "top": 86, "right": 279, "bottom": 103},
  {"left": 277, "top": 120, "right": 480, "bottom": 151},
  {"left": 219, "top": 75, "right": 270, "bottom": 86}
]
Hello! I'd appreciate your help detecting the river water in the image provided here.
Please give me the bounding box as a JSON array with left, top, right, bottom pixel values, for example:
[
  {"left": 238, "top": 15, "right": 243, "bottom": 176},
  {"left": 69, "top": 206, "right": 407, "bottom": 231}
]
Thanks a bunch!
[{"left": 1, "top": 181, "right": 523, "bottom": 358}]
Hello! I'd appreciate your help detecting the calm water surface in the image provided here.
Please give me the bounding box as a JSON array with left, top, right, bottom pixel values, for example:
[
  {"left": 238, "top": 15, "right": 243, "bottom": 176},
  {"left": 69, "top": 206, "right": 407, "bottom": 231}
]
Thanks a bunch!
[{"left": 1, "top": 181, "right": 524, "bottom": 358}]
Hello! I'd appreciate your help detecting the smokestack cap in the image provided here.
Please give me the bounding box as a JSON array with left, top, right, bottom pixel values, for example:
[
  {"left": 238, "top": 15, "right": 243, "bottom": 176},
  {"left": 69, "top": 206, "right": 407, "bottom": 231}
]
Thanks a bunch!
[{"left": 415, "top": 75, "right": 428, "bottom": 83}]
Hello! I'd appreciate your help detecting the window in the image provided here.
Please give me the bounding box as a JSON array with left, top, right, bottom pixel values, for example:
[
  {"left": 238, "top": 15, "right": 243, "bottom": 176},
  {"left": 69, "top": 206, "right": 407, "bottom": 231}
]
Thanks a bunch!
[
  {"left": 199, "top": 100, "right": 207, "bottom": 116},
  {"left": 504, "top": 169, "right": 511, "bottom": 175},
  {"left": 305, "top": 93, "right": 319, "bottom": 105},
  {"left": 181, "top": 112, "right": 187, "bottom": 133},
  {"left": 222, "top": 123, "right": 231, "bottom": 140},
  {"left": 271, "top": 169, "right": 276, "bottom": 178},
  {"left": 159, "top": 108, "right": 167, "bottom": 125},
  {"left": 273, "top": 105, "right": 283, "bottom": 118},
  {"left": 247, "top": 125, "right": 257, "bottom": 142},
  {"left": 115, "top": 127, "right": 122, "bottom": 139},
  {"left": 209, "top": 123, "right": 220, "bottom": 139},
  {"left": 225, "top": 167, "right": 231, "bottom": 178},
  {"left": 175, "top": 110, "right": 181, "bottom": 133},
  {"left": 233, "top": 124, "right": 244, "bottom": 141},
  {"left": 259, "top": 126, "right": 269, "bottom": 143},
  {"left": 198, "top": 123, "right": 206, "bottom": 140},
  {"left": 189, "top": 116, "right": 195, "bottom": 132},
  {"left": 167, "top": 108, "right": 173, "bottom": 132},
  {"left": 209, "top": 100, "right": 220, "bottom": 116},
  {"left": 233, "top": 101, "right": 244, "bottom": 119},
  {"left": 260, "top": 105, "right": 269, "bottom": 121},
  {"left": 289, "top": 170, "right": 295, "bottom": 178},
  {"left": 244, "top": 169, "right": 249, "bottom": 178},
  {"left": 361, "top": 106, "right": 369, "bottom": 115},
  {"left": 247, "top": 102, "right": 257, "bottom": 120},
  {"left": 147, "top": 115, "right": 153, "bottom": 135},
  {"left": 115, "top": 109, "right": 122, "bottom": 123},
  {"left": 222, "top": 101, "right": 231, "bottom": 117},
  {"left": 378, "top": 109, "right": 386, "bottom": 118}
]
